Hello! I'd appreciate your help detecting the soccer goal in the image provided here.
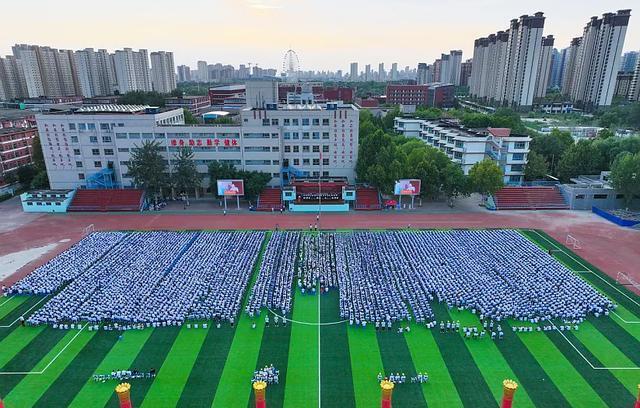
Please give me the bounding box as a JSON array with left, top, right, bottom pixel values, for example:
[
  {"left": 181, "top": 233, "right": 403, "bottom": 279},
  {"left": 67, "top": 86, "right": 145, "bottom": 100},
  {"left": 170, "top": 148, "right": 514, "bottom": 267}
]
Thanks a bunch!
[
  {"left": 83, "top": 224, "right": 95, "bottom": 236},
  {"left": 565, "top": 234, "right": 582, "bottom": 250}
]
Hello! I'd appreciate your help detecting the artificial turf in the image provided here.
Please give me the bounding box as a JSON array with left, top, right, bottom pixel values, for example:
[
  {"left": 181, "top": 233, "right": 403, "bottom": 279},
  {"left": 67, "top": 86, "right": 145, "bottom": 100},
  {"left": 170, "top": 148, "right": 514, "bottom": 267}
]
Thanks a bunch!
[{"left": 0, "top": 228, "right": 638, "bottom": 408}]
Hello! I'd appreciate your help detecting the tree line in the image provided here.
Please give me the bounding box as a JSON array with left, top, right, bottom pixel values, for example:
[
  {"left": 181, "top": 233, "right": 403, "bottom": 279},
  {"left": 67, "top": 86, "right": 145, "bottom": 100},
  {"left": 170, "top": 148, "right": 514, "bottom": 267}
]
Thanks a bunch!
[
  {"left": 356, "top": 110, "right": 504, "bottom": 204},
  {"left": 126, "top": 140, "right": 270, "bottom": 203}
]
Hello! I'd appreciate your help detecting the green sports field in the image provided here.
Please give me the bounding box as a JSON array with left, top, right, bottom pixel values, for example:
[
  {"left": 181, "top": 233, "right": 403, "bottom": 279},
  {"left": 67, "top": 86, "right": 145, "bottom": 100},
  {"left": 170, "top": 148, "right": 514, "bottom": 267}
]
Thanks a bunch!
[{"left": 0, "top": 229, "right": 639, "bottom": 408}]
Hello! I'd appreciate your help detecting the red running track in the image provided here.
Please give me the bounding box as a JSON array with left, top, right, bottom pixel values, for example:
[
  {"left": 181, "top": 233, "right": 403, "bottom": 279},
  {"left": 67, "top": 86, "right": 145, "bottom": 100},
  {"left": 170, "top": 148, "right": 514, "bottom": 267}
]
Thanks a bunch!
[{"left": 1, "top": 211, "right": 639, "bottom": 292}]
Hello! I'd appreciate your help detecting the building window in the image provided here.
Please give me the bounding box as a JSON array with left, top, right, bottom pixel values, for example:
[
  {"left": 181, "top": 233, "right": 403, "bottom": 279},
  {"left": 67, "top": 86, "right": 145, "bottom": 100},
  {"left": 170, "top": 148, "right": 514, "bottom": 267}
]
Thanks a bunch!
[
  {"left": 512, "top": 153, "right": 524, "bottom": 161},
  {"left": 302, "top": 132, "right": 310, "bottom": 139},
  {"left": 76, "top": 161, "right": 83, "bottom": 168},
  {"left": 118, "top": 148, "right": 129, "bottom": 153},
  {"left": 575, "top": 194, "right": 585, "bottom": 199},
  {"left": 87, "top": 123, "right": 96, "bottom": 130},
  {"left": 323, "top": 158, "right": 329, "bottom": 166},
  {"left": 303, "top": 146, "right": 310, "bottom": 153},
  {"left": 593, "top": 194, "right": 608, "bottom": 199},
  {"left": 292, "top": 119, "right": 299, "bottom": 126},
  {"left": 284, "top": 119, "right": 290, "bottom": 126},
  {"left": 293, "top": 159, "right": 300, "bottom": 166},
  {"left": 104, "top": 149, "right": 114, "bottom": 156},
  {"left": 272, "top": 146, "right": 279, "bottom": 152},
  {"left": 92, "top": 149, "right": 100, "bottom": 156},
  {"left": 262, "top": 119, "right": 270, "bottom": 126},
  {"left": 514, "top": 142, "right": 526, "bottom": 150},
  {"left": 293, "top": 146, "right": 299, "bottom": 153},
  {"left": 94, "top": 161, "right": 102, "bottom": 168},
  {"left": 71, "top": 136, "right": 79, "bottom": 143},
  {"left": 312, "top": 145, "right": 320, "bottom": 153},
  {"left": 322, "top": 145, "right": 329, "bottom": 153},
  {"left": 509, "top": 175, "right": 521, "bottom": 183},
  {"left": 322, "top": 119, "right": 329, "bottom": 126},
  {"left": 313, "top": 118, "right": 320, "bottom": 126},
  {"left": 302, "top": 118, "right": 310, "bottom": 126},
  {"left": 271, "top": 119, "right": 279, "bottom": 125},
  {"left": 292, "top": 132, "right": 299, "bottom": 140},
  {"left": 69, "top": 123, "right": 76, "bottom": 130},
  {"left": 322, "top": 132, "right": 329, "bottom": 139},
  {"left": 78, "top": 173, "right": 85, "bottom": 180},
  {"left": 116, "top": 133, "right": 127, "bottom": 139},
  {"left": 154, "top": 133, "right": 165, "bottom": 139},
  {"left": 128, "top": 133, "right": 140, "bottom": 139},
  {"left": 89, "top": 136, "right": 98, "bottom": 143},
  {"left": 102, "top": 136, "right": 112, "bottom": 143},
  {"left": 312, "top": 132, "right": 320, "bottom": 139},
  {"left": 78, "top": 123, "right": 87, "bottom": 131},
  {"left": 510, "top": 164, "right": 523, "bottom": 172},
  {"left": 284, "top": 146, "right": 291, "bottom": 153},
  {"left": 100, "top": 123, "right": 110, "bottom": 130},
  {"left": 73, "top": 149, "right": 81, "bottom": 155},
  {"left": 303, "top": 158, "right": 310, "bottom": 165},
  {"left": 313, "top": 158, "right": 320, "bottom": 165},
  {"left": 284, "top": 132, "right": 291, "bottom": 140}
]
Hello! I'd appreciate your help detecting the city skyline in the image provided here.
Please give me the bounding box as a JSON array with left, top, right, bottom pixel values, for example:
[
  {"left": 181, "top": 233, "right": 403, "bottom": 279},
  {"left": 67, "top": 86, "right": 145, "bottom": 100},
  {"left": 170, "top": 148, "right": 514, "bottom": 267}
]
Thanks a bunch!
[{"left": 0, "top": 0, "right": 637, "bottom": 73}]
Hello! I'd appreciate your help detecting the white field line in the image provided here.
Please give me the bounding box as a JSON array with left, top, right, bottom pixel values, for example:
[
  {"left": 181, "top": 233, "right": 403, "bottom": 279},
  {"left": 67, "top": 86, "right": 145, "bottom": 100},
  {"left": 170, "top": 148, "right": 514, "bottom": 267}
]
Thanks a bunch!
[
  {"left": 611, "top": 311, "right": 640, "bottom": 324},
  {"left": 0, "top": 295, "right": 15, "bottom": 308},
  {"left": 0, "top": 323, "right": 87, "bottom": 375},
  {"left": 0, "top": 296, "right": 50, "bottom": 328},
  {"left": 549, "top": 321, "right": 640, "bottom": 370},
  {"left": 317, "top": 290, "right": 321, "bottom": 408},
  {"left": 267, "top": 308, "right": 346, "bottom": 326},
  {"left": 527, "top": 230, "right": 640, "bottom": 310}
]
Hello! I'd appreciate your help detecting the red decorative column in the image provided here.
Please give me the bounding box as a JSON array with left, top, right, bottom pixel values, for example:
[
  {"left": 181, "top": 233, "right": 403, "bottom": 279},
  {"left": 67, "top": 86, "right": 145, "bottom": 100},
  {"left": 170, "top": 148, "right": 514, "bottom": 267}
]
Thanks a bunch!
[
  {"left": 115, "top": 383, "right": 133, "bottom": 408},
  {"left": 380, "top": 379, "right": 394, "bottom": 408},
  {"left": 0, "top": 396, "right": 4, "bottom": 408},
  {"left": 253, "top": 380, "right": 267, "bottom": 408},
  {"left": 501, "top": 379, "right": 518, "bottom": 408}
]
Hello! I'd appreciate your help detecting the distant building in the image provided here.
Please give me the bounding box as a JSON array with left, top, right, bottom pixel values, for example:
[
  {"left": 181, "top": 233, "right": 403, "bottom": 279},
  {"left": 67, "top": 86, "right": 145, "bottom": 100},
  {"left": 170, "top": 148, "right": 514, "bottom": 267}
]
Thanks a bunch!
[
  {"left": 209, "top": 84, "right": 246, "bottom": 107},
  {"left": 177, "top": 65, "right": 191, "bottom": 83},
  {"left": 150, "top": 51, "right": 176, "bottom": 93},
  {"left": 536, "top": 102, "right": 573, "bottom": 114},
  {"left": 629, "top": 57, "right": 640, "bottom": 102},
  {"left": 614, "top": 71, "right": 634, "bottom": 98},
  {"left": 562, "top": 10, "right": 631, "bottom": 110},
  {"left": 535, "top": 35, "right": 555, "bottom": 98},
  {"left": 350, "top": 62, "right": 358, "bottom": 81},
  {"left": 164, "top": 95, "right": 211, "bottom": 115},
  {"left": 394, "top": 118, "right": 530, "bottom": 184},
  {"left": 0, "top": 110, "right": 37, "bottom": 186},
  {"left": 417, "top": 63, "right": 429, "bottom": 85},
  {"left": 74, "top": 48, "right": 117, "bottom": 98},
  {"left": 459, "top": 59, "right": 472, "bottom": 87},
  {"left": 386, "top": 83, "right": 454, "bottom": 108},
  {"left": 620, "top": 51, "right": 639, "bottom": 73},
  {"left": 469, "top": 13, "right": 546, "bottom": 109},
  {"left": 113, "top": 48, "right": 152, "bottom": 93}
]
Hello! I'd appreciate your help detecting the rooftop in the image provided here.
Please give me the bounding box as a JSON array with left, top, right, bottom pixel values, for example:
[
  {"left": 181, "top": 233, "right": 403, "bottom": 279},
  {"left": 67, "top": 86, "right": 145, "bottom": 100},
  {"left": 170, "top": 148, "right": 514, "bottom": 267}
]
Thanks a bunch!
[
  {"left": 487, "top": 128, "right": 512, "bottom": 137},
  {"left": 0, "top": 109, "right": 35, "bottom": 121},
  {"left": 75, "top": 104, "right": 151, "bottom": 114},
  {"left": 0, "top": 127, "right": 36, "bottom": 135},
  {"left": 210, "top": 84, "right": 246, "bottom": 92}
]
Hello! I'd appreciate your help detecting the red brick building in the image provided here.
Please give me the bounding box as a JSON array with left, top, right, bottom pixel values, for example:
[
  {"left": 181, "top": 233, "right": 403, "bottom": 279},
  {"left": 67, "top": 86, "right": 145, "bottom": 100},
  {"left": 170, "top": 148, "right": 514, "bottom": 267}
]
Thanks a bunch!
[
  {"left": 208, "top": 85, "right": 246, "bottom": 106},
  {"left": 165, "top": 95, "right": 211, "bottom": 115},
  {"left": 386, "top": 83, "right": 454, "bottom": 108},
  {"left": 0, "top": 127, "right": 37, "bottom": 186}
]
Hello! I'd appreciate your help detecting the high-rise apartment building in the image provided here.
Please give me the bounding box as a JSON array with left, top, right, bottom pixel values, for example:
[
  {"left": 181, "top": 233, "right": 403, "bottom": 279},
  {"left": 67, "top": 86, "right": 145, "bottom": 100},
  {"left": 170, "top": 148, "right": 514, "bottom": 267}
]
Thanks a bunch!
[
  {"left": 535, "top": 35, "right": 555, "bottom": 98},
  {"left": 391, "top": 63, "right": 398, "bottom": 81},
  {"left": 150, "top": 51, "right": 176, "bottom": 93},
  {"left": 177, "top": 65, "right": 191, "bottom": 83},
  {"left": 378, "top": 63, "right": 385, "bottom": 81},
  {"left": 548, "top": 48, "right": 564, "bottom": 89},
  {"left": 74, "top": 48, "right": 116, "bottom": 98},
  {"left": 629, "top": 57, "right": 640, "bottom": 102},
  {"left": 620, "top": 51, "right": 639, "bottom": 73},
  {"left": 197, "top": 61, "right": 208, "bottom": 82},
  {"left": 350, "top": 62, "right": 358, "bottom": 81},
  {"left": 113, "top": 48, "right": 152, "bottom": 93},
  {"left": 561, "top": 38, "right": 582, "bottom": 95},
  {"left": 365, "top": 64, "right": 371, "bottom": 81},
  {"left": 417, "top": 63, "right": 428, "bottom": 85},
  {"left": 469, "top": 13, "right": 546, "bottom": 109},
  {"left": 460, "top": 59, "right": 473, "bottom": 87},
  {"left": 0, "top": 56, "right": 27, "bottom": 100},
  {"left": 562, "top": 10, "right": 631, "bottom": 110}
]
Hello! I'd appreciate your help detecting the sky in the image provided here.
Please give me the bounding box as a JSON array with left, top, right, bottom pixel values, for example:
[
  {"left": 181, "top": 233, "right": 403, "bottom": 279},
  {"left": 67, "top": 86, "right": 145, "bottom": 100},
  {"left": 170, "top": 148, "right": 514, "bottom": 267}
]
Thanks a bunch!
[{"left": 0, "top": 0, "right": 637, "bottom": 72}]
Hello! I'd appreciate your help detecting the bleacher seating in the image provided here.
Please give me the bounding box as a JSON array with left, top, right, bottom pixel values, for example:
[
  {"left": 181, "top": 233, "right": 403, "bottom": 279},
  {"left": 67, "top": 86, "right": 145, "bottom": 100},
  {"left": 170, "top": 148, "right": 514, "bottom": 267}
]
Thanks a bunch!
[
  {"left": 68, "top": 189, "right": 145, "bottom": 212},
  {"left": 355, "top": 187, "right": 381, "bottom": 210},
  {"left": 493, "top": 186, "right": 568, "bottom": 210},
  {"left": 256, "top": 188, "right": 282, "bottom": 211}
]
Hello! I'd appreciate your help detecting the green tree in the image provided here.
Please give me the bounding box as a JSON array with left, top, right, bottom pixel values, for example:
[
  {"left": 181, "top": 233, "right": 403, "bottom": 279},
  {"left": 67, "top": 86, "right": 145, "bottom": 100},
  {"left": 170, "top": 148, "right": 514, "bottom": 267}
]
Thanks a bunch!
[
  {"left": 356, "top": 129, "right": 393, "bottom": 180},
  {"left": 17, "top": 165, "right": 37, "bottom": 187},
  {"left": 183, "top": 109, "right": 199, "bottom": 124},
  {"left": 119, "top": 91, "right": 165, "bottom": 107},
  {"left": 127, "top": 140, "right": 169, "bottom": 202},
  {"left": 557, "top": 140, "right": 606, "bottom": 181},
  {"left": 30, "top": 171, "right": 49, "bottom": 189},
  {"left": 530, "top": 129, "right": 574, "bottom": 176},
  {"left": 441, "top": 163, "right": 469, "bottom": 205},
  {"left": 610, "top": 152, "right": 640, "bottom": 208},
  {"left": 468, "top": 159, "right": 504, "bottom": 202},
  {"left": 207, "top": 161, "right": 239, "bottom": 183},
  {"left": 31, "top": 136, "right": 46, "bottom": 172},
  {"left": 381, "top": 106, "right": 400, "bottom": 131},
  {"left": 240, "top": 171, "right": 272, "bottom": 201},
  {"left": 172, "top": 147, "right": 202, "bottom": 198},
  {"left": 524, "top": 151, "right": 549, "bottom": 181},
  {"left": 597, "top": 129, "right": 615, "bottom": 139}
]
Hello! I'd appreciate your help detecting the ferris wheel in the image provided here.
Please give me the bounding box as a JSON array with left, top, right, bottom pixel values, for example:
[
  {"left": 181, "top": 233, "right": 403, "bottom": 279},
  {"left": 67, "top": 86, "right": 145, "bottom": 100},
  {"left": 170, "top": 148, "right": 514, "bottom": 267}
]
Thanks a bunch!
[{"left": 282, "top": 49, "right": 300, "bottom": 77}]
